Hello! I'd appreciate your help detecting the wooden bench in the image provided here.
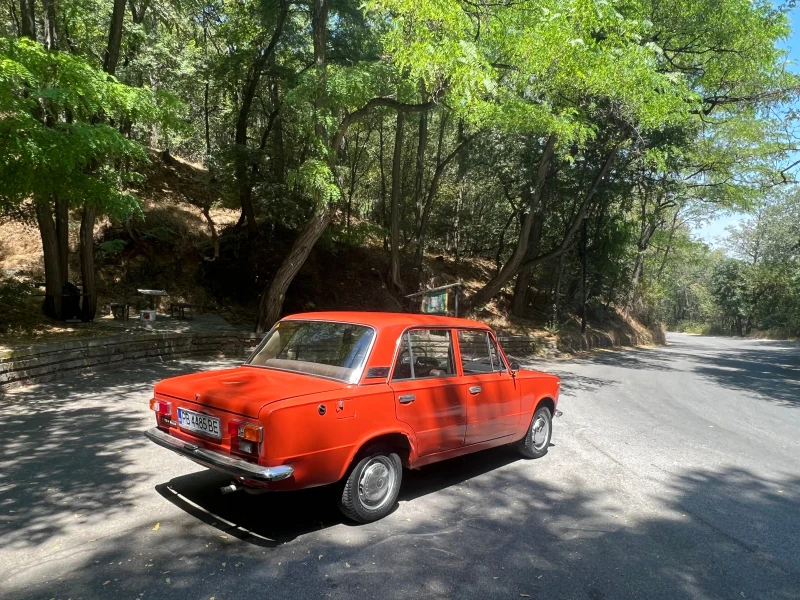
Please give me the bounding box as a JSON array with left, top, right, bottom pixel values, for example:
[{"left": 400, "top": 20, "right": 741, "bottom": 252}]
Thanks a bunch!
[{"left": 170, "top": 302, "right": 193, "bottom": 319}]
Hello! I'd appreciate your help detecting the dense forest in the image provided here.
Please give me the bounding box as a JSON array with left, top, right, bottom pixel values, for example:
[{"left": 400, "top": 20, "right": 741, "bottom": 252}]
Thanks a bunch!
[{"left": 1, "top": 0, "right": 799, "bottom": 337}]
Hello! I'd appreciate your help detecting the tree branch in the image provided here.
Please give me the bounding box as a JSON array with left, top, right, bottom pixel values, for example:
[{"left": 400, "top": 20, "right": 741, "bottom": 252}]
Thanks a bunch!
[
  {"left": 332, "top": 93, "right": 444, "bottom": 151},
  {"left": 517, "top": 143, "right": 619, "bottom": 272}
]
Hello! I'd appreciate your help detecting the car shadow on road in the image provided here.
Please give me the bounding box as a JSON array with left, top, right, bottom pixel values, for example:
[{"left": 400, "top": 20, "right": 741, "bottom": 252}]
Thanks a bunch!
[{"left": 155, "top": 445, "right": 525, "bottom": 547}]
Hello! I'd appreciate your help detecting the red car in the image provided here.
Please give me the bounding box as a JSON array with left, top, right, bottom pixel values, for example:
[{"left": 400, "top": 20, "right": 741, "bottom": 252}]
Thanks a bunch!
[{"left": 145, "top": 312, "right": 561, "bottom": 522}]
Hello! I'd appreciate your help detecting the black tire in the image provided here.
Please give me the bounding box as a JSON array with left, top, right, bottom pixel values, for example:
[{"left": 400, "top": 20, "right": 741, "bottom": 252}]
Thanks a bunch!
[
  {"left": 338, "top": 447, "right": 402, "bottom": 523},
  {"left": 516, "top": 406, "right": 552, "bottom": 459}
]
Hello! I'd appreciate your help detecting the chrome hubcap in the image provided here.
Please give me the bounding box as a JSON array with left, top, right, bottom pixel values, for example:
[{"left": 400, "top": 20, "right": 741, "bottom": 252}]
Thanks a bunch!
[
  {"left": 532, "top": 416, "right": 550, "bottom": 450},
  {"left": 358, "top": 457, "right": 395, "bottom": 509}
]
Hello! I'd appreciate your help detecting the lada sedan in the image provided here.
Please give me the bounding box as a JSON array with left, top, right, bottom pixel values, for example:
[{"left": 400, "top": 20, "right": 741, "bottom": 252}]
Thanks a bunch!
[{"left": 145, "top": 312, "right": 561, "bottom": 522}]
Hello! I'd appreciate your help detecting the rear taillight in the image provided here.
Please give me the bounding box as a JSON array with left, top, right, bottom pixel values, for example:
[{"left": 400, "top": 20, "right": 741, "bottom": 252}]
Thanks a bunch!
[
  {"left": 149, "top": 398, "right": 172, "bottom": 415},
  {"left": 228, "top": 421, "right": 262, "bottom": 456},
  {"left": 240, "top": 424, "right": 263, "bottom": 442}
]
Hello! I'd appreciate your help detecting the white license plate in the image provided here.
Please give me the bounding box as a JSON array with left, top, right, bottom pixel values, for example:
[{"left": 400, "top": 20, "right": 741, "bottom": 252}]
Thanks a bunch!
[{"left": 177, "top": 408, "right": 221, "bottom": 439}]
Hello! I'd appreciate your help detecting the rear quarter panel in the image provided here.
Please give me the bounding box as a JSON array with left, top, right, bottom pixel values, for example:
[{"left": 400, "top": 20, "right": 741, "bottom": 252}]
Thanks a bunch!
[{"left": 259, "top": 383, "right": 416, "bottom": 489}]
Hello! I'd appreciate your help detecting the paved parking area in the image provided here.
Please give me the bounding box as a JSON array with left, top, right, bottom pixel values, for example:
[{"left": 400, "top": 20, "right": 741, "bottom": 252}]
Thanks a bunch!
[{"left": 1, "top": 333, "right": 799, "bottom": 599}]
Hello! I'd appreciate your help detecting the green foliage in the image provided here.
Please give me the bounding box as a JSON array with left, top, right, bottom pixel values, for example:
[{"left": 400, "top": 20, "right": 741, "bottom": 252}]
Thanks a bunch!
[
  {"left": 711, "top": 259, "right": 750, "bottom": 324},
  {"left": 0, "top": 37, "right": 172, "bottom": 218},
  {"left": 368, "top": 0, "right": 695, "bottom": 140},
  {"left": 1, "top": 0, "right": 798, "bottom": 334},
  {"left": 140, "top": 225, "right": 177, "bottom": 242},
  {"left": 0, "top": 277, "right": 35, "bottom": 334},
  {"left": 654, "top": 190, "right": 800, "bottom": 337},
  {"left": 288, "top": 159, "right": 341, "bottom": 205},
  {"left": 98, "top": 239, "right": 128, "bottom": 254}
]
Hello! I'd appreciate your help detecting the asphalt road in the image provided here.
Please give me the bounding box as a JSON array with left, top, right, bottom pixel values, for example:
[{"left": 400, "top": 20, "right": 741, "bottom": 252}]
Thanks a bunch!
[{"left": 1, "top": 333, "right": 799, "bottom": 600}]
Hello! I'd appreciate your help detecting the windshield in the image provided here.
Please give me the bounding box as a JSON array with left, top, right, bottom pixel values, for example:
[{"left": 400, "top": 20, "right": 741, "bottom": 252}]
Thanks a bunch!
[{"left": 247, "top": 321, "right": 375, "bottom": 383}]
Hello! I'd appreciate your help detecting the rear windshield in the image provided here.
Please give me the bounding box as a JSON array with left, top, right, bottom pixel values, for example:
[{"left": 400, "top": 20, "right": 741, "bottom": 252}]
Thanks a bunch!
[{"left": 247, "top": 321, "right": 375, "bottom": 383}]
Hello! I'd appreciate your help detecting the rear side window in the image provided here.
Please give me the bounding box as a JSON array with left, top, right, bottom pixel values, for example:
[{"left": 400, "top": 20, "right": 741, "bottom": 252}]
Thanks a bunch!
[
  {"left": 392, "top": 329, "right": 455, "bottom": 380},
  {"left": 458, "top": 330, "right": 506, "bottom": 374}
]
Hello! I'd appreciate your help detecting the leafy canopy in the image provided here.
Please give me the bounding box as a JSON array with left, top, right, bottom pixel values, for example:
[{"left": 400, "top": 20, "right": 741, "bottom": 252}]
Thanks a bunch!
[{"left": 0, "top": 37, "right": 176, "bottom": 218}]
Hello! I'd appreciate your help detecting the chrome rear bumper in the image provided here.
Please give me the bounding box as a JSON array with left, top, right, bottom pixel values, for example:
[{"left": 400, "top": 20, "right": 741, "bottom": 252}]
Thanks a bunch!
[{"left": 144, "top": 427, "right": 294, "bottom": 482}]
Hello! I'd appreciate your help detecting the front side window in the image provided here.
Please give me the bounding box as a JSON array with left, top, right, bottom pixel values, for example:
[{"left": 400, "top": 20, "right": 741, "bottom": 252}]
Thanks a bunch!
[
  {"left": 247, "top": 321, "right": 375, "bottom": 383},
  {"left": 458, "top": 330, "right": 506, "bottom": 374},
  {"left": 392, "top": 329, "right": 455, "bottom": 380}
]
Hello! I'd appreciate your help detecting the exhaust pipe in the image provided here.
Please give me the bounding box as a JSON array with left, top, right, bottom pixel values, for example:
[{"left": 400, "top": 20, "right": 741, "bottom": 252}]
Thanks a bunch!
[{"left": 220, "top": 482, "right": 240, "bottom": 495}]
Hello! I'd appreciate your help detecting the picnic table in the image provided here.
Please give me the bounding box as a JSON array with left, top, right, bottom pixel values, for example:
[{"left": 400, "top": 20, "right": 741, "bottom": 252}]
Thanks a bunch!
[{"left": 137, "top": 289, "right": 168, "bottom": 310}]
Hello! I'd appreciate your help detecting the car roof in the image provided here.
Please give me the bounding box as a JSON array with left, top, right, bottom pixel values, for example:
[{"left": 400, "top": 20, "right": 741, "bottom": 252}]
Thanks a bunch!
[{"left": 281, "top": 311, "right": 491, "bottom": 331}]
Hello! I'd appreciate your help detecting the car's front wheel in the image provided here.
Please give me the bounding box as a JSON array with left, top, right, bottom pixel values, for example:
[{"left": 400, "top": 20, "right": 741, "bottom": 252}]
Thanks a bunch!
[
  {"left": 516, "top": 406, "right": 552, "bottom": 459},
  {"left": 338, "top": 448, "right": 402, "bottom": 523}
]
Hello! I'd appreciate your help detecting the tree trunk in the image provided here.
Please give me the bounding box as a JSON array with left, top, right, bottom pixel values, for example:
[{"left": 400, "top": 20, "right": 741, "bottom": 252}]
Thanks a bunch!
[
  {"left": 270, "top": 73, "right": 285, "bottom": 185},
  {"left": 256, "top": 209, "right": 332, "bottom": 332},
  {"left": 312, "top": 0, "right": 328, "bottom": 140},
  {"left": 412, "top": 101, "right": 428, "bottom": 232},
  {"left": 629, "top": 251, "right": 645, "bottom": 297},
  {"left": 202, "top": 206, "right": 220, "bottom": 259},
  {"left": 35, "top": 199, "right": 63, "bottom": 320},
  {"left": 413, "top": 113, "right": 475, "bottom": 272},
  {"left": 70, "top": 2, "right": 129, "bottom": 325},
  {"left": 389, "top": 111, "right": 405, "bottom": 292},
  {"left": 413, "top": 112, "right": 446, "bottom": 269},
  {"left": 103, "top": 0, "right": 126, "bottom": 75},
  {"left": 42, "top": 0, "right": 57, "bottom": 49},
  {"left": 235, "top": 164, "right": 259, "bottom": 235},
  {"left": 204, "top": 81, "right": 211, "bottom": 157},
  {"left": 233, "top": 1, "right": 289, "bottom": 235},
  {"left": 552, "top": 254, "right": 565, "bottom": 325},
  {"left": 19, "top": 0, "right": 35, "bottom": 39},
  {"left": 255, "top": 0, "right": 327, "bottom": 332},
  {"left": 80, "top": 205, "right": 98, "bottom": 321},
  {"left": 465, "top": 134, "right": 556, "bottom": 312},
  {"left": 657, "top": 209, "right": 681, "bottom": 279},
  {"left": 511, "top": 215, "right": 544, "bottom": 316},
  {"left": 379, "top": 116, "right": 389, "bottom": 250},
  {"left": 512, "top": 174, "right": 551, "bottom": 316},
  {"left": 466, "top": 143, "right": 617, "bottom": 314},
  {"left": 625, "top": 220, "right": 658, "bottom": 314},
  {"left": 494, "top": 210, "right": 516, "bottom": 275},
  {"left": 55, "top": 194, "right": 69, "bottom": 287}
]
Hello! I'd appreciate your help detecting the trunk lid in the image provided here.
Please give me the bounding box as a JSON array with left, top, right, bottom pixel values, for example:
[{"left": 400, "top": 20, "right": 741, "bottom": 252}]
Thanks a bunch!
[{"left": 154, "top": 365, "right": 347, "bottom": 418}]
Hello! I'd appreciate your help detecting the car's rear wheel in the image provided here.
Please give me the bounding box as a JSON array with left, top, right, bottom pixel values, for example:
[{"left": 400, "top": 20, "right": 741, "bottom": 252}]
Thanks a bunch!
[
  {"left": 339, "top": 448, "right": 402, "bottom": 523},
  {"left": 516, "top": 406, "right": 552, "bottom": 459}
]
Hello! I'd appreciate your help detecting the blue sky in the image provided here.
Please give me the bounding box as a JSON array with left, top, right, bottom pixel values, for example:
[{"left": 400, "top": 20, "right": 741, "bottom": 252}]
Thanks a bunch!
[{"left": 692, "top": 4, "right": 800, "bottom": 245}]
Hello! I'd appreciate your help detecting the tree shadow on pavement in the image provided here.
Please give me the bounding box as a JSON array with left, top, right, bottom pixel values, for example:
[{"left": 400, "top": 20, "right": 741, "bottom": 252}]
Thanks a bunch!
[
  {"left": 4, "top": 352, "right": 800, "bottom": 600},
  {"left": 667, "top": 341, "right": 800, "bottom": 408},
  {"left": 554, "top": 373, "right": 618, "bottom": 396},
  {"left": 571, "top": 347, "right": 677, "bottom": 372},
  {"left": 0, "top": 358, "right": 238, "bottom": 549},
  {"left": 5, "top": 457, "right": 800, "bottom": 600}
]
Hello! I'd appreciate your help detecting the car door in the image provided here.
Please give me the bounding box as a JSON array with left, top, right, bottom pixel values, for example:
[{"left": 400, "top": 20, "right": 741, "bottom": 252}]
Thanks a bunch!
[
  {"left": 457, "top": 329, "right": 520, "bottom": 445},
  {"left": 389, "top": 328, "right": 466, "bottom": 456}
]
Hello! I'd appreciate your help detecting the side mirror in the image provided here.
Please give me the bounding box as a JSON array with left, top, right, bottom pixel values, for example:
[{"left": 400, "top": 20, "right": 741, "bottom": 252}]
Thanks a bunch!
[{"left": 509, "top": 360, "right": 520, "bottom": 374}]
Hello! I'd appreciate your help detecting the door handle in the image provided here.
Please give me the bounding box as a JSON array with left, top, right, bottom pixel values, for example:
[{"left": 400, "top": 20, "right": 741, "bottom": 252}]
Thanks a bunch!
[
  {"left": 398, "top": 394, "right": 415, "bottom": 404},
  {"left": 469, "top": 386, "right": 482, "bottom": 395}
]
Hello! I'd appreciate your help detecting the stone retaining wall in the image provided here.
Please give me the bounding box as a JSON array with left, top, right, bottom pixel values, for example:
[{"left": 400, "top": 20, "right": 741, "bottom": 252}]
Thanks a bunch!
[
  {"left": 0, "top": 331, "right": 539, "bottom": 391},
  {"left": 496, "top": 336, "right": 537, "bottom": 356},
  {"left": 0, "top": 331, "right": 261, "bottom": 390}
]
